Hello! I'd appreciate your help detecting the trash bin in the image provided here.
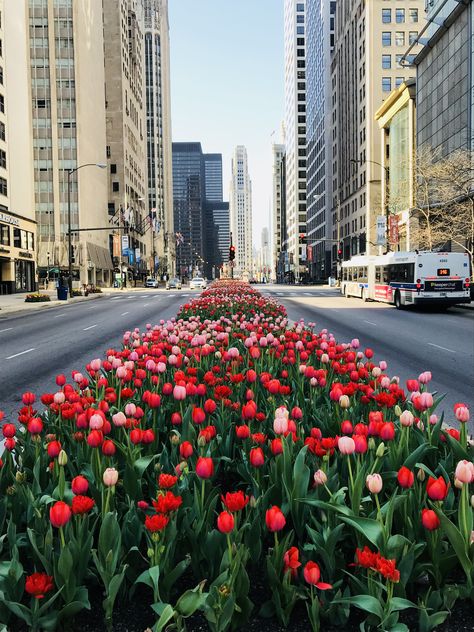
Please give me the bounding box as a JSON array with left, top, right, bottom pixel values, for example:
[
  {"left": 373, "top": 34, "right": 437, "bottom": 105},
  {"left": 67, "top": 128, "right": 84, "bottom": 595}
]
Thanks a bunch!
[{"left": 57, "top": 286, "right": 68, "bottom": 301}]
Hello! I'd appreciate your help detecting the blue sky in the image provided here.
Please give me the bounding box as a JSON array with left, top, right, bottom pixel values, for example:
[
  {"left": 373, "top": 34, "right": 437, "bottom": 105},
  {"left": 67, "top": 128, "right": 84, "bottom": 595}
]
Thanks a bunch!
[{"left": 168, "top": 0, "right": 284, "bottom": 247}]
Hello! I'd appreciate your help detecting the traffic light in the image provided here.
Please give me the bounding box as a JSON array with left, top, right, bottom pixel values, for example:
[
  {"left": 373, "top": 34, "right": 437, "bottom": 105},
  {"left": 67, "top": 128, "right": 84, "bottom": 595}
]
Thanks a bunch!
[
  {"left": 229, "top": 245, "right": 235, "bottom": 261},
  {"left": 337, "top": 242, "right": 343, "bottom": 261}
]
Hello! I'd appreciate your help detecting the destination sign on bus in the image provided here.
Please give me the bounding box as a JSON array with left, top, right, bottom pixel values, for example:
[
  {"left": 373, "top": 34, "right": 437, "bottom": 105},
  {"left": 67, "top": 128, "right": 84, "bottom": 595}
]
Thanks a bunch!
[{"left": 437, "top": 268, "right": 450, "bottom": 276}]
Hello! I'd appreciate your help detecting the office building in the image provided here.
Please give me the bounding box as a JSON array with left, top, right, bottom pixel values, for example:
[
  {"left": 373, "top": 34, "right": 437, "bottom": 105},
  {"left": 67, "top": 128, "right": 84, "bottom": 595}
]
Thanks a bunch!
[
  {"left": 0, "top": 0, "right": 37, "bottom": 294},
  {"left": 410, "top": 0, "right": 473, "bottom": 154},
  {"left": 172, "top": 142, "right": 205, "bottom": 278},
  {"left": 203, "top": 153, "right": 224, "bottom": 202},
  {"left": 331, "top": 0, "right": 423, "bottom": 265},
  {"left": 306, "top": 0, "right": 335, "bottom": 281},
  {"left": 144, "top": 0, "right": 174, "bottom": 277},
  {"left": 229, "top": 145, "right": 253, "bottom": 277},
  {"left": 272, "top": 143, "right": 285, "bottom": 281},
  {"left": 284, "top": 0, "right": 307, "bottom": 281},
  {"left": 203, "top": 153, "right": 229, "bottom": 277},
  {"left": 103, "top": 0, "right": 148, "bottom": 281},
  {"left": 25, "top": 0, "right": 111, "bottom": 287}
]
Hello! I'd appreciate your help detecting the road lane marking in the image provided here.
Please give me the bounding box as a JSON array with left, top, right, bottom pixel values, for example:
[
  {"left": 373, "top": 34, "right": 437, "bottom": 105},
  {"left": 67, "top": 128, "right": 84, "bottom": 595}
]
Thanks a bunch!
[
  {"left": 121, "top": 312, "right": 129, "bottom": 316},
  {"left": 88, "top": 306, "right": 96, "bottom": 309},
  {"left": 83, "top": 324, "right": 97, "bottom": 331},
  {"left": 428, "top": 342, "right": 456, "bottom": 354},
  {"left": 363, "top": 320, "right": 378, "bottom": 326},
  {"left": 54, "top": 314, "right": 65, "bottom": 318},
  {"left": 0, "top": 328, "right": 13, "bottom": 333},
  {"left": 6, "top": 348, "right": 35, "bottom": 359},
  {"left": 143, "top": 303, "right": 150, "bottom": 307}
]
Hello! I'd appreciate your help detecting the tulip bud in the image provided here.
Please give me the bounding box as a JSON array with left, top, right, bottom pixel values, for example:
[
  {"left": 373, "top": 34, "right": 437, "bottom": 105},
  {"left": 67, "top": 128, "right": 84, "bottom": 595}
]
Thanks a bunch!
[
  {"left": 58, "top": 450, "right": 68, "bottom": 466},
  {"left": 417, "top": 468, "right": 426, "bottom": 482},
  {"left": 103, "top": 467, "right": 119, "bottom": 487},
  {"left": 313, "top": 469, "right": 327, "bottom": 487},
  {"left": 170, "top": 432, "right": 180, "bottom": 446},
  {"left": 394, "top": 405, "right": 402, "bottom": 416},
  {"left": 375, "top": 442, "right": 385, "bottom": 458},
  {"left": 366, "top": 473, "right": 383, "bottom": 494},
  {"left": 339, "top": 395, "right": 350, "bottom": 409},
  {"left": 368, "top": 437, "right": 376, "bottom": 451},
  {"left": 15, "top": 471, "right": 26, "bottom": 484}
]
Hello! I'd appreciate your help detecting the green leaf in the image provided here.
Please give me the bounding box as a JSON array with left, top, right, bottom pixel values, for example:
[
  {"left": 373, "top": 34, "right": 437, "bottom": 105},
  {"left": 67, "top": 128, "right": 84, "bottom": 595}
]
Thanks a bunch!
[
  {"left": 332, "top": 595, "right": 383, "bottom": 620},
  {"left": 433, "top": 507, "right": 472, "bottom": 580},
  {"left": 134, "top": 454, "right": 156, "bottom": 477},
  {"left": 389, "top": 598, "right": 417, "bottom": 612},
  {"left": 340, "top": 515, "right": 384, "bottom": 549},
  {"left": 176, "top": 584, "right": 207, "bottom": 617},
  {"left": 3, "top": 601, "right": 32, "bottom": 626},
  {"left": 155, "top": 604, "right": 175, "bottom": 632}
]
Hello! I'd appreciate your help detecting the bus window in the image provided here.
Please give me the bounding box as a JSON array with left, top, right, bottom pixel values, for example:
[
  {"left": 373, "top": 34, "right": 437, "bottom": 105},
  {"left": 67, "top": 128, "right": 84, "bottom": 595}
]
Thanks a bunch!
[
  {"left": 375, "top": 267, "right": 381, "bottom": 282},
  {"left": 382, "top": 266, "right": 389, "bottom": 283},
  {"left": 407, "top": 263, "right": 414, "bottom": 281},
  {"left": 348, "top": 268, "right": 352, "bottom": 281},
  {"left": 361, "top": 267, "right": 368, "bottom": 282}
]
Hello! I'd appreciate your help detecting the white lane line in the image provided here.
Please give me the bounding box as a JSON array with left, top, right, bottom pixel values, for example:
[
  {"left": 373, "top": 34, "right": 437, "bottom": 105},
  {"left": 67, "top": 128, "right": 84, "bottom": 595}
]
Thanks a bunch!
[
  {"left": 54, "top": 314, "right": 65, "bottom": 318},
  {"left": 83, "top": 324, "right": 97, "bottom": 331},
  {"left": 0, "top": 327, "right": 13, "bottom": 333},
  {"left": 363, "top": 320, "right": 378, "bottom": 326},
  {"left": 6, "top": 348, "right": 35, "bottom": 360},
  {"left": 88, "top": 306, "right": 96, "bottom": 309},
  {"left": 110, "top": 297, "right": 122, "bottom": 301},
  {"left": 428, "top": 342, "right": 456, "bottom": 354},
  {"left": 121, "top": 311, "right": 129, "bottom": 316},
  {"left": 143, "top": 303, "right": 150, "bottom": 307}
]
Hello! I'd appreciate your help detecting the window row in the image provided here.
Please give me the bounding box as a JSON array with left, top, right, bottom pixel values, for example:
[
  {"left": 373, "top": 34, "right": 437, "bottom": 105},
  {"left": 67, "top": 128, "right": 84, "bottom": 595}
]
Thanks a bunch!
[
  {"left": 382, "top": 8, "right": 418, "bottom": 23},
  {"left": 382, "top": 31, "right": 418, "bottom": 46}
]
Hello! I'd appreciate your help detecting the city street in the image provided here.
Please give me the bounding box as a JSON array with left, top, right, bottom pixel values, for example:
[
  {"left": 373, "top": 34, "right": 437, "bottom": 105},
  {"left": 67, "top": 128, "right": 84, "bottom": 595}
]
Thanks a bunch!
[
  {"left": 262, "top": 285, "right": 474, "bottom": 433},
  {"left": 0, "top": 289, "right": 189, "bottom": 422}
]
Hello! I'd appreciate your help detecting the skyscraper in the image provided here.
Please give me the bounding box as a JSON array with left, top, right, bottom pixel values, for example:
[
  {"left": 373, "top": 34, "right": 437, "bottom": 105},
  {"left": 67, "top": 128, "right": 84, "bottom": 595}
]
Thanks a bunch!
[
  {"left": 229, "top": 145, "right": 253, "bottom": 277},
  {"left": 203, "top": 153, "right": 229, "bottom": 278},
  {"left": 306, "top": 0, "right": 335, "bottom": 281},
  {"left": 25, "top": 0, "right": 110, "bottom": 287},
  {"left": 331, "top": 0, "right": 424, "bottom": 264},
  {"left": 172, "top": 142, "right": 205, "bottom": 278},
  {"left": 103, "top": 0, "right": 148, "bottom": 281},
  {"left": 144, "top": 0, "right": 174, "bottom": 277},
  {"left": 203, "top": 154, "right": 224, "bottom": 202},
  {"left": 272, "top": 143, "right": 285, "bottom": 281},
  {"left": 284, "top": 0, "right": 307, "bottom": 282}
]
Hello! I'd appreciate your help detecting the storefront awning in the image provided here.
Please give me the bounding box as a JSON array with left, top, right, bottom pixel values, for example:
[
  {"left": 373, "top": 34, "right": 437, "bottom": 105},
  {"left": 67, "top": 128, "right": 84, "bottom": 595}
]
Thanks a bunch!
[{"left": 87, "top": 242, "right": 113, "bottom": 271}]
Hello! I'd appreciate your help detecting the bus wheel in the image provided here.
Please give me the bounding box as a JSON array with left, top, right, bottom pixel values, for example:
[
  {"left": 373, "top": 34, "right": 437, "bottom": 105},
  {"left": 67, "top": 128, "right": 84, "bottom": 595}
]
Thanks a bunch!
[{"left": 394, "top": 291, "right": 403, "bottom": 310}]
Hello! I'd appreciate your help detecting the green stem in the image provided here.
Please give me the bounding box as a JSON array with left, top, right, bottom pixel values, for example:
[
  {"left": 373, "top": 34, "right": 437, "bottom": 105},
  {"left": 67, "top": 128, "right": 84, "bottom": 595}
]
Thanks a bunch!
[
  {"left": 226, "top": 533, "right": 233, "bottom": 565},
  {"left": 59, "top": 526, "right": 66, "bottom": 548},
  {"left": 347, "top": 457, "right": 355, "bottom": 494},
  {"left": 201, "top": 478, "right": 206, "bottom": 515}
]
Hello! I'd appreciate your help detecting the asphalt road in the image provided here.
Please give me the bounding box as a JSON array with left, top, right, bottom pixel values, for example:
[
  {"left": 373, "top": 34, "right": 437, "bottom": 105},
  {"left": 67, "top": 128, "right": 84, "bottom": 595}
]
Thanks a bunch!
[
  {"left": 0, "top": 290, "right": 189, "bottom": 422},
  {"left": 262, "top": 285, "right": 474, "bottom": 433}
]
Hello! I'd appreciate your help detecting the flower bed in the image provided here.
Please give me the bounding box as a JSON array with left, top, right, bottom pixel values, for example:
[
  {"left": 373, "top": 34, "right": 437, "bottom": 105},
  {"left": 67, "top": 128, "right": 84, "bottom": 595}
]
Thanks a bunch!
[
  {"left": 24, "top": 293, "right": 51, "bottom": 303},
  {"left": 0, "top": 281, "right": 472, "bottom": 632}
]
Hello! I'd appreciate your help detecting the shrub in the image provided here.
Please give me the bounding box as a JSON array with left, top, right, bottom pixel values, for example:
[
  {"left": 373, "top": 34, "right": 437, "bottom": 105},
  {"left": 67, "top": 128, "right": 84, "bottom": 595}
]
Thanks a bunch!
[{"left": 24, "top": 293, "right": 51, "bottom": 303}]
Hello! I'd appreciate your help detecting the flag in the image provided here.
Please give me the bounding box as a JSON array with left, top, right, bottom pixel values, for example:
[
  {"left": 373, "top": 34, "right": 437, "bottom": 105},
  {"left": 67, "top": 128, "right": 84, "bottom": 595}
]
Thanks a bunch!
[{"left": 124, "top": 206, "right": 131, "bottom": 225}]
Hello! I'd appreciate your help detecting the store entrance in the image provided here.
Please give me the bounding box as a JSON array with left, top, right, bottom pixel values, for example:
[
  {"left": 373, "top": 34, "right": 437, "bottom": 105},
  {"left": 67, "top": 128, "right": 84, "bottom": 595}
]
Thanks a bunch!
[{"left": 15, "top": 259, "right": 35, "bottom": 293}]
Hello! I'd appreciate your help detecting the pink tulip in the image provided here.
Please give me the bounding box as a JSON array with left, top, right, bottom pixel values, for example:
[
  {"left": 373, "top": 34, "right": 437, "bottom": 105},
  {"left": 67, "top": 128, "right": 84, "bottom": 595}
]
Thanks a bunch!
[
  {"left": 103, "top": 467, "right": 119, "bottom": 487},
  {"left": 173, "top": 385, "right": 186, "bottom": 401},
  {"left": 455, "top": 406, "right": 470, "bottom": 423},
  {"left": 338, "top": 436, "right": 355, "bottom": 455},
  {"left": 366, "top": 473, "right": 383, "bottom": 494},
  {"left": 399, "top": 411, "right": 414, "bottom": 427},
  {"left": 313, "top": 470, "right": 327, "bottom": 487},
  {"left": 89, "top": 414, "right": 104, "bottom": 430},
  {"left": 112, "top": 412, "right": 126, "bottom": 427},
  {"left": 455, "top": 460, "right": 474, "bottom": 484}
]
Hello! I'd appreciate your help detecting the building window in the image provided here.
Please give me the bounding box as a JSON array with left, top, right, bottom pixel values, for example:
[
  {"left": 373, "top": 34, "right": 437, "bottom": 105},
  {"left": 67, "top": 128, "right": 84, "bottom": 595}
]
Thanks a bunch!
[
  {"left": 111, "top": 163, "right": 117, "bottom": 174},
  {"left": 296, "top": 3, "right": 304, "bottom": 12},
  {"left": 0, "top": 176, "right": 6, "bottom": 196},
  {"left": 112, "top": 181, "right": 119, "bottom": 192},
  {"left": 0, "top": 66, "right": 3, "bottom": 85},
  {"left": 382, "top": 54, "right": 391, "bottom": 69},
  {"left": 395, "top": 32, "right": 405, "bottom": 46},
  {"left": 382, "top": 8, "right": 391, "bottom": 23},
  {"left": 396, "top": 54, "right": 403, "bottom": 67},
  {"left": 0, "top": 223, "right": 9, "bottom": 246},
  {"left": 0, "top": 122, "right": 4, "bottom": 141},
  {"left": 382, "top": 77, "right": 392, "bottom": 92},
  {"left": 409, "top": 8, "right": 418, "bottom": 23},
  {"left": 0, "top": 94, "right": 4, "bottom": 113},
  {"left": 395, "top": 77, "right": 404, "bottom": 87},
  {"left": 396, "top": 8, "right": 405, "bottom": 23},
  {"left": 0, "top": 149, "right": 5, "bottom": 169},
  {"left": 382, "top": 32, "right": 391, "bottom": 46},
  {"left": 409, "top": 31, "right": 418, "bottom": 45}
]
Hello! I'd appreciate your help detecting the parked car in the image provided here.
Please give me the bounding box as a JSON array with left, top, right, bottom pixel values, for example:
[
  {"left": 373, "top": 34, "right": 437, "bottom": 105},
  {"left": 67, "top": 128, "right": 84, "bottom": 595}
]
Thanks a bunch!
[
  {"left": 189, "top": 277, "right": 207, "bottom": 290},
  {"left": 166, "top": 277, "right": 182, "bottom": 290},
  {"left": 145, "top": 277, "right": 159, "bottom": 288}
]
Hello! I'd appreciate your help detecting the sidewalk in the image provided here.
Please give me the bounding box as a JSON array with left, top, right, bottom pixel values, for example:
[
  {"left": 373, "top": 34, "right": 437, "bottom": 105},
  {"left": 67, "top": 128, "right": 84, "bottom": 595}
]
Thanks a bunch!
[{"left": 0, "top": 289, "right": 105, "bottom": 317}]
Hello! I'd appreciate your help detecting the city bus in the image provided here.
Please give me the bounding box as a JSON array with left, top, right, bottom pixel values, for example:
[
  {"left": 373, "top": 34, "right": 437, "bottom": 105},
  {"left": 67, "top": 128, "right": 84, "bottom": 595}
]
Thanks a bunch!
[{"left": 340, "top": 251, "right": 471, "bottom": 309}]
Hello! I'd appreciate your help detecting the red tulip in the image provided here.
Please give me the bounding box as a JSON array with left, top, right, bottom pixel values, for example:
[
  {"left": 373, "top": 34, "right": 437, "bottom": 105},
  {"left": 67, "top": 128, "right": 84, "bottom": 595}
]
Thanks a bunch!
[
  {"left": 421, "top": 508, "right": 440, "bottom": 531},
  {"left": 426, "top": 476, "right": 449, "bottom": 501},
  {"left": 71, "top": 475, "right": 89, "bottom": 495},
  {"left": 87, "top": 430, "right": 103, "bottom": 448},
  {"left": 158, "top": 473, "right": 178, "bottom": 489},
  {"left": 195, "top": 457, "right": 214, "bottom": 479},
  {"left": 148, "top": 393, "right": 161, "bottom": 408},
  {"left": 192, "top": 407, "right": 206, "bottom": 425},
  {"left": 270, "top": 438, "right": 283, "bottom": 455},
  {"left": 47, "top": 440, "right": 61, "bottom": 458},
  {"left": 49, "top": 501, "right": 71, "bottom": 528},
  {"left": 71, "top": 495, "right": 95, "bottom": 515},
  {"left": 204, "top": 399, "right": 217, "bottom": 414},
  {"left": 25, "top": 573, "right": 54, "bottom": 599},
  {"left": 217, "top": 511, "right": 235, "bottom": 533},
  {"left": 397, "top": 466, "right": 415, "bottom": 489},
  {"left": 249, "top": 447, "right": 265, "bottom": 468},
  {"left": 27, "top": 418, "right": 43, "bottom": 434},
  {"left": 130, "top": 428, "right": 143, "bottom": 444},
  {"left": 141, "top": 429, "right": 155, "bottom": 444},
  {"left": 101, "top": 439, "right": 116, "bottom": 456},
  {"left": 283, "top": 546, "right": 301, "bottom": 579},
  {"left": 235, "top": 424, "right": 250, "bottom": 439},
  {"left": 145, "top": 513, "right": 169, "bottom": 532},
  {"left": 221, "top": 490, "right": 249, "bottom": 512},
  {"left": 380, "top": 422, "right": 395, "bottom": 441},
  {"left": 303, "top": 561, "right": 332, "bottom": 589},
  {"left": 2, "top": 423, "right": 16, "bottom": 438},
  {"left": 22, "top": 392, "right": 36, "bottom": 405},
  {"left": 179, "top": 441, "right": 193, "bottom": 459},
  {"left": 265, "top": 505, "right": 286, "bottom": 532},
  {"left": 353, "top": 434, "right": 368, "bottom": 454}
]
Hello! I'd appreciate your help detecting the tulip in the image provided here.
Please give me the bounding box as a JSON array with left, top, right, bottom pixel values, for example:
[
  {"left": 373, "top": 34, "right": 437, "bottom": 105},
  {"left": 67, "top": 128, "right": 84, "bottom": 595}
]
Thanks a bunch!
[
  {"left": 303, "top": 561, "right": 332, "bottom": 589},
  {"left": 22, "top": 392, "right": 36, "bottom": 405},
  {"left": 283, "top": 546, "right": 301, "bottom": 579},
  {"left": 313, "top": 469, "right": 327, "bottom": 487},
  {"left": 2, "top": 423, "right": 16, "bottom": 438},
  {"left": 265, "top": 505, "right": 286, "bottom": 532},
  {"left": 455, "top": 406, "right": 470, "bottom": 423},
  {"left": 49, "top": 501, "right": 71, "bottom": 528},
  {"left": 353, "top": 434, "right": 368, "bottom": 454},
  {"left": 399, "top": 411, "right": 414, "bottom": 427},
  {"left": 112, "top": 411, "right": 126, "bottom": 427},
  {"left": 273, "top": 414, "right": 289, "bottom": 435},
  {"left": 249, "top": 447, "right": 265, "bottom": 467},
  {"left": 89, "top": 414, "right": 104, "bottom": 430},
  {"left": 270, "top": 438, "right": 283, "bottom": 455},
  {"left": 455, "top": 460, "right": 474, "bottom": 484},
  {"left": 338, "top": 436, "right": 355, "bottom": 455},
  {"left": 103, "top": 467, "right": 119, "bottom": 487},
  {"left": 192, "top": 407, "right": 206, "bottom": 425},
  {"left": 341, "top": 420, "right": 353, "bottom": 434},
  {"left": 426, "top": 476, "right": 449, "bottom": 501},
  {"left": 421, "top": 508, "right": 440, "bottom": 531},
  {"left": 366, "top": 473, "right": 383, "bottom": 494},
  {"left": 217, "top": 511, "right": 235, "bottom": 534},
  {"left": 179, "top": 441, "right": 193, "bottom": 458},
  {"left": 195, "top": 457, "right": 214, "bottom": 479},
  {"left": 102, "top": 439, "right": 116, "bottom": 456},
  {"left": 173, "top": 385, "right": 186, "bottom": 400},
  {"left": 397, "top": 466, "right": 415, "bottom": 489},
  {"left": 71, "top": 475, "right": 89, "bottom": 495},
  {"left": 339, "top": 394, "right": 350, "bottom": 409},
  {"left": 47, "top": 440, "right": 61, "bottom": 458}
]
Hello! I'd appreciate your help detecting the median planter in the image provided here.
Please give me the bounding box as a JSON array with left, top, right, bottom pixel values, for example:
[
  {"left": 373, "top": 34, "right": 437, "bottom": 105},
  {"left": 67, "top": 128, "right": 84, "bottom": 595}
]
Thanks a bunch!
[
  {"left": 0, "top": 281, "right": 472, "bottom": 632},
  {"left": 24, "top": 293, "right": 51, "bottom": 303}
]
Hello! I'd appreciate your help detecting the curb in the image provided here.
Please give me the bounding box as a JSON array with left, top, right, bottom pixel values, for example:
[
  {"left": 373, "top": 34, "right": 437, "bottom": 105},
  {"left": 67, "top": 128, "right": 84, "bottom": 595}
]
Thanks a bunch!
[{"left": 0, "top": 292, "right": 104, "bottom": 318}]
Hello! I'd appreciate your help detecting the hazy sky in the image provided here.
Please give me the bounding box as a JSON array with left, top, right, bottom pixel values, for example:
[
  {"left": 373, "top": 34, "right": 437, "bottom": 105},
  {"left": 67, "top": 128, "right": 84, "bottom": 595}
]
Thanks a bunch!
[{"left": 168, "top": 0, "right": 284, "bottom": 248}]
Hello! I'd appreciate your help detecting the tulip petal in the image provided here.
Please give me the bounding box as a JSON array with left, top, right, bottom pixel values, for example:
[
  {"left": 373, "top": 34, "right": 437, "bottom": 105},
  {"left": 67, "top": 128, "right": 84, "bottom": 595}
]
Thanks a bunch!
[{"left": 316, "top": 582, "right": 333, "bottom": 590}]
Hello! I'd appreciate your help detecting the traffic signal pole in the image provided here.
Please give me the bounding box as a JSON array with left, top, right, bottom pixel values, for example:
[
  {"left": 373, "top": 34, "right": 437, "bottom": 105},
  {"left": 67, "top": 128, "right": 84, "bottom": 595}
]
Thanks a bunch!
[{"left": 230, "top": 231, "right": 234, "bottom": 279}]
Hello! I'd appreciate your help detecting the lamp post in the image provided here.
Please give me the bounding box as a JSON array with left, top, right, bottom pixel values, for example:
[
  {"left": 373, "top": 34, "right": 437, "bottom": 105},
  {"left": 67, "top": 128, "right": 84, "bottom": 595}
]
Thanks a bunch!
[
  {"left": 350, "top": 158, "right": 390, "bottom": 252},
  {"left": 67, "top": 162, "right": 107, "bottom": 294}
]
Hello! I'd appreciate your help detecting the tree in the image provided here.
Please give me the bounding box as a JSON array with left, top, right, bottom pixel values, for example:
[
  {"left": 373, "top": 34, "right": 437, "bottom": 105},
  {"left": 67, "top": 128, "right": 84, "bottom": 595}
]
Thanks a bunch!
[{"left": 409, "top": 146, "right": 474, "bottom": 275}]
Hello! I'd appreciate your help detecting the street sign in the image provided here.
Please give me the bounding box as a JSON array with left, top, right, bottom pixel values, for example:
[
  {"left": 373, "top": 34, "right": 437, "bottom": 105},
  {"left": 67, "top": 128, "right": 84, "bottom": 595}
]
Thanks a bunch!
[
  {"left": 376, "top": 216, "right": 387, "bottom": 246},
  {"left": 121, "top": 235, "right": 129, "bottom": 255}
]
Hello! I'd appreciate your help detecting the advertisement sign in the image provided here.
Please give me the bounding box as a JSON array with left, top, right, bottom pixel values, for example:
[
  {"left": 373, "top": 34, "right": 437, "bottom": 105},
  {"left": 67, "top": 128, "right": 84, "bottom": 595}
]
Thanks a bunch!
[
  {"left": 376, "top": 216, "right": 387, "bottom": 246},
  {"left": 121, "top": 235, "right": 129, "bottom": 255},
  {"left": 307, "top": 245, "right": 313, "bottom": 262},
  {"left": 389, "top": 215, "right": 399, "bottom": 246},
  {"left": 113, "top": 235, "right": 121, "bottom": 257},
  {"left": 135, "top": 247, "right": 141, "bottom": 262}
]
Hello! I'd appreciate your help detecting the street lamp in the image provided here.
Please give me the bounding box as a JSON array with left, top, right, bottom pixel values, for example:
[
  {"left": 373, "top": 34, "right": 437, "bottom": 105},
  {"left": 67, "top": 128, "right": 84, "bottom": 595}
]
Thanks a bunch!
[{"left": 67, "top": 162, "right": 107, "bottom": 293}]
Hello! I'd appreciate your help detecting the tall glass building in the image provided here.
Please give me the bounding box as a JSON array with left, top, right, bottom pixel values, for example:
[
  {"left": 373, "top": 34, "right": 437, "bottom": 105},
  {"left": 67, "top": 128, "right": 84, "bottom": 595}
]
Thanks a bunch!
[{"left": 306, "top": 0, "right": 335, "bottom": 281}]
